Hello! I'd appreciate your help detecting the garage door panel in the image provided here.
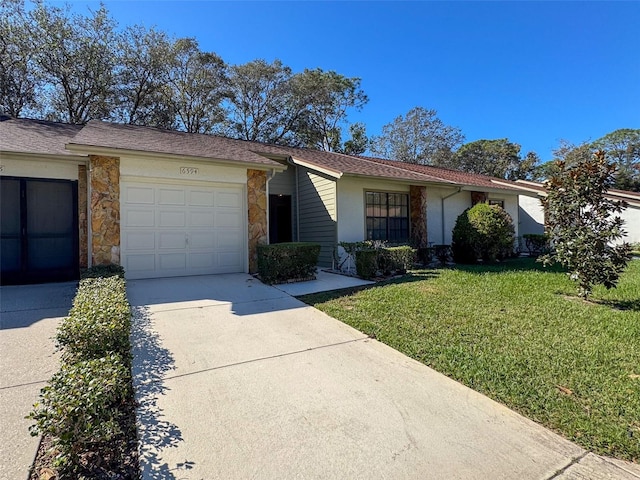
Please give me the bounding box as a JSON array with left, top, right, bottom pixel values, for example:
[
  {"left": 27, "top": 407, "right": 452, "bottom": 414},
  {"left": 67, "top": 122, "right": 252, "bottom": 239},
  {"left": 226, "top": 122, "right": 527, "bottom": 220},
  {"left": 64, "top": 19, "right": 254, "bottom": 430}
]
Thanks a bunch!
[
  {"left": 127, "top": 210, "right": 155, "bottom": 227},
  {"left": 158, "top": 232, "right": 186, "bottom": 250},
  {"left": 217, "top": 191, "right": 241, "bottom": 208},
  {"left": 189, "top": 252, "right": 215, "bottom": 268},
  {"left": 218, "top": 231, "right": 242, "bottom": 249},
  {"left": 216, "top": 210, "right": 242, "bottom": 228},
  {"left": 126, "top": 254, "right": 155, "bottom": 273},
  {"left": 190, "top": 211, "right": 214, "bottom": 228},
  {"left": 158, "top": 188, "right": 185, "bottom": 206},
  {"left": 189, "top": 190, "right": 215, "bottom": 207},
  {"left": 122, "top": 182, "right": 245, "bottom": 279},
  {"left": 125, "top": 232, "right": 155, "bottom": 250},
  {"left": 158, "top": 210, "right": 186, "bottom": 228},
  {"left": 126, "top": 186, "right": 154, "bottom": 204},
  {"left": 190, "top": 232, "right": 216, "bottom": 249},
  {"left": 218, "top": 252, "right": 243, "bottom": 268},
  {"left": 159, "top": 253, "right": 187, "bottom": 270}
]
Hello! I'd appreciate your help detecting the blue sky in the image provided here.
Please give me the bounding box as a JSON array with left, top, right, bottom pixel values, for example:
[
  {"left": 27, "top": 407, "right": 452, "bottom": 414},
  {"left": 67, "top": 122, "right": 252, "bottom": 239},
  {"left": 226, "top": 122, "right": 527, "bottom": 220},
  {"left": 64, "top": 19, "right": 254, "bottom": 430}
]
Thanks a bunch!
[{"left": 58, "top": 1, "right": 639, "bottom": 161}]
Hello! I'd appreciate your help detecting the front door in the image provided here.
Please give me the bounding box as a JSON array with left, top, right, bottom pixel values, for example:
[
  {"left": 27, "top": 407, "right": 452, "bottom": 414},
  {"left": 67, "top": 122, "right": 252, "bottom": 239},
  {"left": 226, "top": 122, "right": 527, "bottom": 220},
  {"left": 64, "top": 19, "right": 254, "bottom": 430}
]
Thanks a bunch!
[
  {"left": 269, "top": 194, "right": 292, "bottom": 244},
  {"left": 1, "top": 177, "right": 79, "bottom": 285}
]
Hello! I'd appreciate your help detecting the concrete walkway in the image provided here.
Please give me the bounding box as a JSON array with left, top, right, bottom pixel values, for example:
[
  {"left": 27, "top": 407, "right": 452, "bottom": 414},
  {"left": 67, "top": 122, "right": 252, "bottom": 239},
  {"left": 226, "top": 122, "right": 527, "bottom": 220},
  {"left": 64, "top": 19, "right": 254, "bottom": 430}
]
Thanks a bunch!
[
  {"left": 0, "top": 282, "right": 76, "bottom": 480},
  {"left": 128, "top": 273, "right": 640, "bottom": 480}
]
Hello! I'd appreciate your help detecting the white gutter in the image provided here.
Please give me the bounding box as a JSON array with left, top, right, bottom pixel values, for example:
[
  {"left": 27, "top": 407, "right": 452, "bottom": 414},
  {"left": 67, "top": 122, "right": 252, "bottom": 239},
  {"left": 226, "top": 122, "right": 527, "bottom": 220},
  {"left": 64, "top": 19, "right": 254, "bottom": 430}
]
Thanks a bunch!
[{"left": 290, "top": 156, "right": 342, "bottom": 179}]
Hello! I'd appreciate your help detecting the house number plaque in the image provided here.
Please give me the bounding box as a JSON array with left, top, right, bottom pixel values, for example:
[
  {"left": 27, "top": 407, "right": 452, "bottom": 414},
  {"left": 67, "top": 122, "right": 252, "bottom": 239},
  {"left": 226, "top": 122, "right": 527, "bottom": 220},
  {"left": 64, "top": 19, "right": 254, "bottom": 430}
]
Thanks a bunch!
[{"left": 180, "top": 167, "right": 199, "bottom": 175}]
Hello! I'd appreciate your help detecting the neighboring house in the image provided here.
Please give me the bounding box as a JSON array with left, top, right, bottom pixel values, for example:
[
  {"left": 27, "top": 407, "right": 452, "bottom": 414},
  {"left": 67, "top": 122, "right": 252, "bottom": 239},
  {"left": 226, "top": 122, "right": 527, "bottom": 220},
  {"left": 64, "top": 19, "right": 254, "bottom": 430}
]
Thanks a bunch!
[
  {"left": 1, "top": 117, "right": 531, "bottom": 284},
  {"left": 512, "top": 180, "right": 640, "bottom": 244}
]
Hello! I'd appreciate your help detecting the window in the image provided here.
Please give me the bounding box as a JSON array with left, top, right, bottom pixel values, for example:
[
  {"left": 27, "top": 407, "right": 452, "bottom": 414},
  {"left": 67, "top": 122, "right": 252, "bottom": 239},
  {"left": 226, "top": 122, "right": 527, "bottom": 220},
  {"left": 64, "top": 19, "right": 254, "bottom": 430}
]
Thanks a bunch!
[
  {"left": 489, "top": 199, "right": 504, "bottom": 208},
  {"left": 365, "top": 192, "right": 409, "bottom": 243}
]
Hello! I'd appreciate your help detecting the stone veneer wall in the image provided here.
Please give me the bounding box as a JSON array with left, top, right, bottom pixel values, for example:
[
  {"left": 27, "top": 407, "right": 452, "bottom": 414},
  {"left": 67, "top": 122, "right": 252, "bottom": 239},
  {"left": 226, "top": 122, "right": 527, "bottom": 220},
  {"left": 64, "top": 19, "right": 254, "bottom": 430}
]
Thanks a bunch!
[
  {"left": 89, "top": 155, "right": 120, "bottom": 265},
  {"left": 471, "top": 191, "right": 488, "bottom": 206},
  {"left": 247, "top": 169, "right": 267, "bottom": 273},
  {"left": 78, "top": 165, "right": 88, "bottom": 268},
  {"left": 410, "top": 185, "right": 428, "bottom": 248}
]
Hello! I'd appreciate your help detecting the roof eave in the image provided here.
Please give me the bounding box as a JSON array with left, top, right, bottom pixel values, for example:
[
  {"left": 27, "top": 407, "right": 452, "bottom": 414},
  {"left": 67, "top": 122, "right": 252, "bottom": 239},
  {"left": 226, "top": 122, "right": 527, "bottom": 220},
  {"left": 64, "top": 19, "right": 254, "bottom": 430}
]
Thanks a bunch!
[
  {"left": 0, "top": 150, "right": 89, "bottom": 163},
  {"left": 65, "top": 143, "right": 286, "bottom": 172}
]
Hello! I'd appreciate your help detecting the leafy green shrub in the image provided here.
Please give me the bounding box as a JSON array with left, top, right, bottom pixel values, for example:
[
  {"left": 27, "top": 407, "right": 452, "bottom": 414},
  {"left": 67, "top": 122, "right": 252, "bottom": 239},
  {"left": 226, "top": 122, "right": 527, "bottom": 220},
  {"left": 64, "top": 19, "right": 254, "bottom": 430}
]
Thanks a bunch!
[
  {"left": 379, "top": 245, "right": 416, "bottom": 273},
  {"left": 28, "top": 353, "right": 132, "bottom": 473},
  {"left": 452, "top": 203, "right": 515, "bottom": 263},
  {"left": 355, "top": 249, "right": 378, "bottom": 279},
  {"left": 80, "top": 264, "right": 125, "bottom": 279},
  {"left": 522, "top": 233, "right": 549, "bottom": 257},
  {"left": 56, "top": 276, "right": 131, "bottom": 362},
  {"left": 257, "top": 242, "right": 321, "bottom": 284}
]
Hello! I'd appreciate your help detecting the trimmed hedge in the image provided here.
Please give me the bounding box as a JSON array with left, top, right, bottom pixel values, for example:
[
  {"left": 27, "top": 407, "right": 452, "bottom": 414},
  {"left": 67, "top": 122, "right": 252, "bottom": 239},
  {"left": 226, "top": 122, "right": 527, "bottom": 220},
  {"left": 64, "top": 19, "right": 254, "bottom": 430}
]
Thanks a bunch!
[
  {"left": 452, "top": 203, "right": 515, "bottom": 264},
  {"left": 522, "top": 233, "right": 550, "bottom": 257},
  {"left": 257, "top": 242, "right": 321, "bottom": 284},
  {"left": 355, "top": 244, "right": 416, "bottom": 279},
  {"left": 28, "top": 266, "right": 134, "bottom": 476},
  {"left": 56, "top": 276, "right": 131, "bottom": 363}
]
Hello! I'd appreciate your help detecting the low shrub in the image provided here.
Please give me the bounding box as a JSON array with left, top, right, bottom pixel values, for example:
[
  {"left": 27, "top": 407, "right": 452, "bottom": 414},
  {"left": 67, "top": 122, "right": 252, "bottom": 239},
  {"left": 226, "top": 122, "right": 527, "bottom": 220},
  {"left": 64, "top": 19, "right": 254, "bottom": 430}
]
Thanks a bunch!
[
  {"left": 257, "top": 242, "right": 321, "bottom": 284},
  {"left": 27, "top": 353, "right": 132, "bottom": 473},
  {"left": 452, "top": 203, "right": 515, "bottom": 263},
  {"left": 56, "top": 276, "right": 131, "bottom": 362},
  {"left": 522, "top": 233, "right": 550, "bottom": 257},
  {"left": 379, "top": 245, "right": 415, "bottom": 273},
  {"left": 28, "top": 268, "right": 136, "bottom": 477},
  {"left": 355, "top": 249, "right": 378, "bottom": 279},
  {"left": 80, "top": 264, "right": 125, "bottom": 279}
]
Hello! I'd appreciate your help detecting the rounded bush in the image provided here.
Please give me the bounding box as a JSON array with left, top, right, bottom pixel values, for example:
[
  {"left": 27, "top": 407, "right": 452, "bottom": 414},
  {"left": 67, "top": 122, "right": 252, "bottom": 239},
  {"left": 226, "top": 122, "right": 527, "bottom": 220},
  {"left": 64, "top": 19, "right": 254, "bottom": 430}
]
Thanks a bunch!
[{"left": 452, "top": 203, "right": 515, "bottom": 263}]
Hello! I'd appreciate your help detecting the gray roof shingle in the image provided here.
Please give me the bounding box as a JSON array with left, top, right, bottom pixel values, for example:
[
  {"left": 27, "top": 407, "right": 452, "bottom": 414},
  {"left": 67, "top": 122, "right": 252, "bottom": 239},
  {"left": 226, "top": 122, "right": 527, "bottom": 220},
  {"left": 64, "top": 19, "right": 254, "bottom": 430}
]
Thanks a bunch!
[{"left": 0, "top": 116, "right": 83, "bottom": 156}]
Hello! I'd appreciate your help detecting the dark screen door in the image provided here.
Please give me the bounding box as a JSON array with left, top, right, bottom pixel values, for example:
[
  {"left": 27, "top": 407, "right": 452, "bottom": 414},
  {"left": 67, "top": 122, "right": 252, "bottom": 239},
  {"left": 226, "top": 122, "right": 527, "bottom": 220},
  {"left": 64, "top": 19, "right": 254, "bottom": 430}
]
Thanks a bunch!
[{"left": 1, "top": 177, "right": 79, "bottom": 284}]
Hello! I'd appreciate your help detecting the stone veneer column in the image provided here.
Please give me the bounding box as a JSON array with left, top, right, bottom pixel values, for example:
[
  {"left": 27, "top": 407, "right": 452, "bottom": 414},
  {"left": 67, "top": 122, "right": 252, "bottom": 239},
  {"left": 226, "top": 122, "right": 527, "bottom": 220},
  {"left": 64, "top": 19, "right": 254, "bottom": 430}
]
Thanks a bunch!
[
  {"left": 471, "top": 191, "right": 488, "bottom": 206},
  {"left": 89, "top": 155, "right": 120, "bottom": 266},
  {"left": 410, "top": 185, "right": 428, "bottom": 248},
  {"left": 78, "top": 165, "right": 88, "bottom": 269},
  {"left": 247, "top": 169, "right": 267, "bottom": 273}
]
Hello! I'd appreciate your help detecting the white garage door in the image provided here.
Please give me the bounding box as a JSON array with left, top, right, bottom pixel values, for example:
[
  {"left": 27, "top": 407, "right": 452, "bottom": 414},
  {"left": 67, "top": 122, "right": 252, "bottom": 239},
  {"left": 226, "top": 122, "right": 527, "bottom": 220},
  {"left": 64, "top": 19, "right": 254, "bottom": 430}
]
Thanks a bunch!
[{"left": 121, "top": 181, "right": 245, "bottom": 279}]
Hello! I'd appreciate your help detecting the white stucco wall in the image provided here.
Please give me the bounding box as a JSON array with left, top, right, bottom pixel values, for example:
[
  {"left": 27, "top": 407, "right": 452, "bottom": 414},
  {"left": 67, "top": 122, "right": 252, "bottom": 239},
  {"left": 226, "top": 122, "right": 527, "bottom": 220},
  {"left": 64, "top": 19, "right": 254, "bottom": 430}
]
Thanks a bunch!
[
  {"left": 0, "top": 156, "right": 82, "bottom": 180},
  {"left": 621, "top": 206, "right": 640, "bottom": 244},
  {"left": 119, "top": 156, "right": 248, "bottom": 185},
  {"left": 518, "top": 195, "right": 546, "bottom": 236},
  {"left": 426, "top": 187, "right": 470, "bottom": 245},
  {"left": 336, "top": 176, "right": 410, "bottom": 243},
  {"left": 518, "top": 193, "right": 640, "bottom": 244}
]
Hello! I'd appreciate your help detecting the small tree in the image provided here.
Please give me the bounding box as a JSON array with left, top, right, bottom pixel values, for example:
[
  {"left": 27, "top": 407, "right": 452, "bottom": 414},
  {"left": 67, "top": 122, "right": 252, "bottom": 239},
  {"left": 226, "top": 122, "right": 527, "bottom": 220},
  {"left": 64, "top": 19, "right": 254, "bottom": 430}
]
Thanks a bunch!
[{"left": 540, "top": 150, "right": 632, "bottom": 298}]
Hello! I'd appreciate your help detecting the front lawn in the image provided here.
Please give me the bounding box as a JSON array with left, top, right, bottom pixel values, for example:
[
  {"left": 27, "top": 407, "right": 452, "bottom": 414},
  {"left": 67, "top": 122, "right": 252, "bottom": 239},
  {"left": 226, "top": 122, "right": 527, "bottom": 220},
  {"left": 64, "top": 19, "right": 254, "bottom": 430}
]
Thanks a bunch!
[{"left": 300, "top": 258, "right": 640, "bottom": 462}]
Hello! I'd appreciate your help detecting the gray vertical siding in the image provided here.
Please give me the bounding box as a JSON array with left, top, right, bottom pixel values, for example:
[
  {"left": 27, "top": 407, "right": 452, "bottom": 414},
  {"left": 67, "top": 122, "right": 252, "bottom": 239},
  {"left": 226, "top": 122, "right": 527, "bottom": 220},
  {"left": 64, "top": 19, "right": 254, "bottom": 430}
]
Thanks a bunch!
[
  {"left": 269, "top": 166, "right": 298, "bottom": 240},
  {"left": 297, "top": 167, "right": 337, "bottom": 267}
]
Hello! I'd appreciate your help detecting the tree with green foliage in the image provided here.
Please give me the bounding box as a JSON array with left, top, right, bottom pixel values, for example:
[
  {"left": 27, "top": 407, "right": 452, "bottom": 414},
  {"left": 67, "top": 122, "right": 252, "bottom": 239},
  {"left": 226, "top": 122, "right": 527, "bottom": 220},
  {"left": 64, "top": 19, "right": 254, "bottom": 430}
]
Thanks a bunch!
[
  {"left": 112, "top": 25, "right": 177, "bottom": 129},
  {"left": 290, "top": 68, "right": 368, "bottom": 151},
  {"left": 225, "top": 59, "right": 298, "bottom": 143},
  {"left": 451, "top": 203, "right": 515, "bottom": 263},
  {"left": 592, "top": 129, "right": 640, "bottom": 192},
  {"left": 0, "top": 0, "right": 42, "bottom": 117},
  {"left": 31, "top": 2, "right": 118, "bottom": 123},
  {"left": 452, "top": 138, "right": 539, "bottom": 180},
  {"left": 164, "top": 38, "right": 228, "bottom": 134},
  {"left": 370, "top": 107, "right": 464, "bottom": 165},
  {"left": 339, "top": 122, "right": 369, "bottom": 155},
  {"left": 540, "top": 150, "right": 632, "bottom": 298}
]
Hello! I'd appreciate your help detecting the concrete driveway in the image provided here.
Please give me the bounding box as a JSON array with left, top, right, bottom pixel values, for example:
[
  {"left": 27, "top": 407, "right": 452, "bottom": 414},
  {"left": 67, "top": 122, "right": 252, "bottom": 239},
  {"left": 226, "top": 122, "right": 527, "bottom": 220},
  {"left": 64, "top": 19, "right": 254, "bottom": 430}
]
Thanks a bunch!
[
  {"left": 128, "top": 274, "right": 640, "bottom": 480},
  {"left": 0, "top": 282, "right": 76, "bottom": 480}
]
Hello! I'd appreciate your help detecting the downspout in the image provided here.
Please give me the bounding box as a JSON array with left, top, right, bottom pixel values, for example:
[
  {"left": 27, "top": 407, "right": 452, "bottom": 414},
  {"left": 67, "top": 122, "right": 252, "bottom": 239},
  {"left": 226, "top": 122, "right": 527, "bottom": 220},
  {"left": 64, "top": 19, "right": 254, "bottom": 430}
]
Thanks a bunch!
[{"left": 441, "top": 187, "right": 462, "bottom": 244}]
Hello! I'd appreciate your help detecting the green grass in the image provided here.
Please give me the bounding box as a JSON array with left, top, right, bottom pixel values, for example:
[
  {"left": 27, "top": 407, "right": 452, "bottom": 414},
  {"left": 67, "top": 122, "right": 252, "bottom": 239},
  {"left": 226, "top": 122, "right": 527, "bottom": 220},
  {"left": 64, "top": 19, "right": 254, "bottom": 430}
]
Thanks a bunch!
[{"left": 300, "top": 258, "right": 640, "bottom": 462}]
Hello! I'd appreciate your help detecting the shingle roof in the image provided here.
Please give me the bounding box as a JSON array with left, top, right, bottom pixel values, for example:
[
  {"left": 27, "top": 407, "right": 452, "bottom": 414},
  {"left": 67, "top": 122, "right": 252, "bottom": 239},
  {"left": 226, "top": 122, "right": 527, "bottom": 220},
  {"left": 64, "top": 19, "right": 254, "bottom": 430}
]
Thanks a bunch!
[
  {"left": 68, "top": 121, "right": 284, "bottom": 168},
  {"left": 359, "top": 155, "right": 523, "bottom": 191},
  {"left": 0, "top": 116, "right": 83, "bottom": 156}
]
